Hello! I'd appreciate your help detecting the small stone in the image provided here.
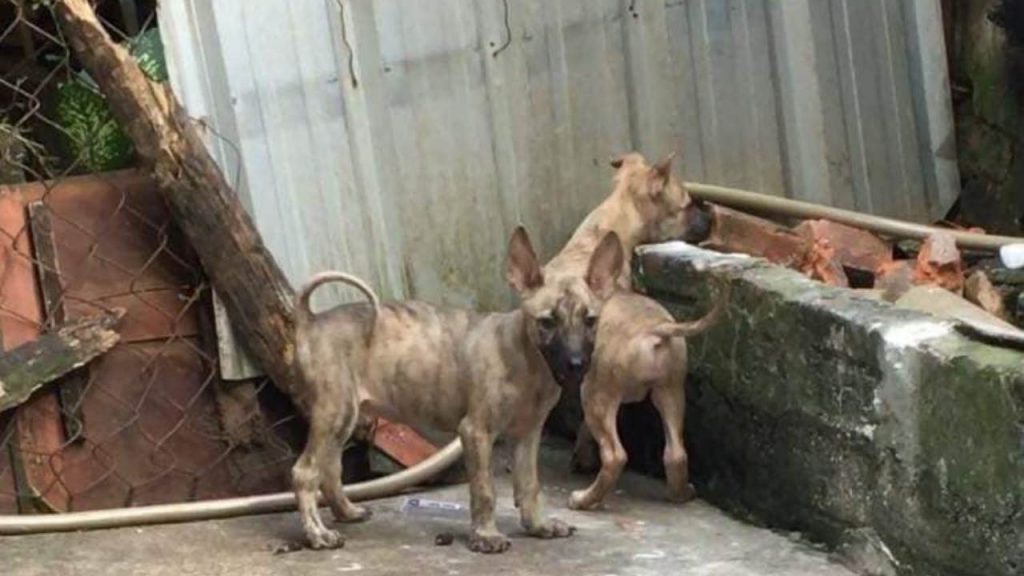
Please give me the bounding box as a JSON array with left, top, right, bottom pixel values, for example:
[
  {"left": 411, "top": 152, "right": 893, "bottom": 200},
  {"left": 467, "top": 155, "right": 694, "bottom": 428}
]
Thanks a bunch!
[
  {"left": 875, "top": 261, "right": 915, "bottom": 302},
  {"left": 965, "top": 271, "right": 1008, "bottom": 320},
  {"left": 832, "top": 528, "right": 899, "bottom": 576}
]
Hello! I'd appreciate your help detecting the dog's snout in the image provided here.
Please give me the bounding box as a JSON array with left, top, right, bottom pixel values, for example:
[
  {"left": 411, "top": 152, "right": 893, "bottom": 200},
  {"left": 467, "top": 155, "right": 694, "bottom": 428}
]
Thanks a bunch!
[
  {"left": 569, "top": 355, "right": 586, "bottom": 370},
  {"left": 681, "top": 200, "right": 713, "bottom": 244}
]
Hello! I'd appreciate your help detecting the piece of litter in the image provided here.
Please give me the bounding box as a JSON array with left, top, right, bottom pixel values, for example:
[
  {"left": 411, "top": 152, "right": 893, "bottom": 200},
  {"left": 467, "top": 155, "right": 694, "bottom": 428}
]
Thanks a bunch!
[
  {"left": 400, "top": 497, "right": 466, "bottom": 519},
  {"left": 1000, "top": 244, "right": 1024, "bottom": 269}
]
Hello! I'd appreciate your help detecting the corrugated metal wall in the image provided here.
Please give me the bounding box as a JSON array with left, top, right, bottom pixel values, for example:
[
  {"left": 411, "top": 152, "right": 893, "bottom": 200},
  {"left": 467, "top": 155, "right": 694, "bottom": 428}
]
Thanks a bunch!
[{"left": 159, "top": 0, "right": 958, "bottom": 377}]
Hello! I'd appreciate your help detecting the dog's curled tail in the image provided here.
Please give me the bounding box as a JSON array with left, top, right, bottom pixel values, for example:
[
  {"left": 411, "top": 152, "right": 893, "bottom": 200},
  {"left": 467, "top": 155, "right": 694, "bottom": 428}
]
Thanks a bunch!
[
  {"left": 649, "top": 275, "right": 730, "bottom": 340},
  {"left": 296, "top": 271, "right": 381, "bottom": 326}
]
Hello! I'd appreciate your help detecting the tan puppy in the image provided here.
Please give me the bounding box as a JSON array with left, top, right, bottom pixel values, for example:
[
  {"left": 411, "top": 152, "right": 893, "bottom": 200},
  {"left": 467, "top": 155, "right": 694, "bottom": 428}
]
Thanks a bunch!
[
  {"left": 568, "top": 285, "right": 726, "bottom": 510},
  {"left": 543, "top": 152, "right": 711, "bottom": 291},
  {"left": 292, "top": 226, "right": 624, "bottom": 553},
  {"left": 539, "top": 152, "right": 724, "bottom": 507}
]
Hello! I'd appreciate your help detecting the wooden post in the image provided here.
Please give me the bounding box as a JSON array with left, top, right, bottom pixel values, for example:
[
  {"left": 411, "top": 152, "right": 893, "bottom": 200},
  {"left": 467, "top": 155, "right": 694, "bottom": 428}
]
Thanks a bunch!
[
  {"left": 27, "top": 201, "right": 87, "bottom": 440},
  {"left": 54, "top": 0, "right": 298, "bottom": 394}
]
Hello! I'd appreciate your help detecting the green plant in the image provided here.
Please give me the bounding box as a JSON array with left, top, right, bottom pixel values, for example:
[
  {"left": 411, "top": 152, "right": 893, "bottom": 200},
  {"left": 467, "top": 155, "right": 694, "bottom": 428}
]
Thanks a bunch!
[{"left": 54, "top": 27, "right": 168, "bottom": 174}]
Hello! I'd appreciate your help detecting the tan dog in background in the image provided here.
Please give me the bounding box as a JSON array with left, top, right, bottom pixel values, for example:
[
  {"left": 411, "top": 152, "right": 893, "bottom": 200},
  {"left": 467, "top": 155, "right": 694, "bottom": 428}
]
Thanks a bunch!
[
  {"left": 291, "top": 226, "right": 624, "bottom": 553},
  {"left": 540, "top": 152, "right": 726, "bottom": 508}
]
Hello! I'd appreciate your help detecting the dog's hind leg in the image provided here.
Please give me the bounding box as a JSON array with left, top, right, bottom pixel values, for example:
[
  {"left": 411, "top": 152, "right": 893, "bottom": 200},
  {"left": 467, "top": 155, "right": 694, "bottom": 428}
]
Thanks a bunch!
[
  {"left": 651, "top": 382, "right": 695, "bottom": 503},
  {"left": 568, "top": 392, "right": 624, "bottom": 511},
  {"left": 321, "top": 400, "right": 372, "bottom": 524},
  {"left": 293, "top": 408, "right": 346, "bottom": 549},
  {"left": 571, "top": 420, "right": 600, "bottom": 473}
]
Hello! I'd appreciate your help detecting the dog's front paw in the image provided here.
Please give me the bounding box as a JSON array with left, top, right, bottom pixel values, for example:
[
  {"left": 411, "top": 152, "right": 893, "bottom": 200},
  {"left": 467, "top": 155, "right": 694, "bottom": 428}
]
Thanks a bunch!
[
  {"left": 468, "top": 529, "right": 512, "bottom": 554},
  {"left": 567, "top": 489, "right": 597, "bottom": 511},
  {"left": 306, "top": 527, "right": 346, "bottom": 550},
  {"left": 528, "top": 517, "right": 576, "bottom": 539}
]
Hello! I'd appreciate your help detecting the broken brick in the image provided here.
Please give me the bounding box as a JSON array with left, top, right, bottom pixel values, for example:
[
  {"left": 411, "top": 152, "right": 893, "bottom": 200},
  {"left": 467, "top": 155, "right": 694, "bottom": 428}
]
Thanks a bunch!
[
  {"left": 794, "top": 219, "right": 892, "bottom": 274},
  {"left": 800, "top": 238, "right": 849, "bottom": 287},
  {"left": 704, "top": 206, "right": 809, "bottom": 268},
  {"left": 913, "top": 232, "right": 964, "bottom": 295},
  {"left": 965, "top": 271, "right": 1008, "bottom": 320},
  {"left": 876, "top": 260, "right": 916, "bottom": 302},
  {"left": 371, "top": 418, "right": 438, "bottom": 468}
]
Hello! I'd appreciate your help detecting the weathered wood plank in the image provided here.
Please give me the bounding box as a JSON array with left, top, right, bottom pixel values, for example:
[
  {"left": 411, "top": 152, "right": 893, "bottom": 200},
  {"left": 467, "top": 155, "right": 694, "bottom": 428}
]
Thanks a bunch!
[
  {"left": 28, "top": 201, "right": 87, "bottom": 440},
  {"left": 0, "top": 310, "right": 123, "bottom": 414}
]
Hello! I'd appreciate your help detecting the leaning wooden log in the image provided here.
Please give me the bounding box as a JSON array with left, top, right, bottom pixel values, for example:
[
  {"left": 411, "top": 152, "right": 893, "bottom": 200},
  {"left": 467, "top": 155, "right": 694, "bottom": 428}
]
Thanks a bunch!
[
  {"left": 52, "top": 1, "right": 441, "bottom": 463},
  {"left": 54, "top": 0, "right": 298, "bottom": 394},
  {"left": 0, "top": 310, "right": 124, "bottom": 413}
]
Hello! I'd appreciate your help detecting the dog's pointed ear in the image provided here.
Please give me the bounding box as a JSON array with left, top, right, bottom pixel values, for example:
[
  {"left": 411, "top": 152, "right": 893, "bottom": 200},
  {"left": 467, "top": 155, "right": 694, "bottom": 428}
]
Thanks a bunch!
[
  {"left": 653, "top": 152, "right": 675, "bottom": 183},
  {"left": 586, "top": 231, "right": 624, "bottom": 299},
  {"left": 643, "top": 152, "right": 675, "bottom": 198},
  {"left": 506, "top": 225, "right": 544, "bottom": 292}
]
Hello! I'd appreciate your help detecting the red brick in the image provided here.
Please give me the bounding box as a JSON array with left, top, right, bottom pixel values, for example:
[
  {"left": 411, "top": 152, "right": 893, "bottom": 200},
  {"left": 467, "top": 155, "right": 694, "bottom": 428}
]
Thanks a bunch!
[
  {"left": 794, "top": 219, "right": 892, "bottom": 274},
  {"left": 704, "top": 206, "right": 809, "bottom": 268},
  {"left": 913, "top": 232, "right": 963, "bottom": 294},
  {"left": 800, "top": 238, "right": 849, "bottom": 287},
  {"left": 371, "top": 418, "right": 438, "bottom": 468}
]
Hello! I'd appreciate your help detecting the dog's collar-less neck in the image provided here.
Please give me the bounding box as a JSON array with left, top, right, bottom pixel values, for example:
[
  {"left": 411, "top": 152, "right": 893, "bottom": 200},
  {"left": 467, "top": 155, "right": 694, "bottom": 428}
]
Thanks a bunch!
[{"left": 592, "top": 196, "right": 648, "bottom": 252}]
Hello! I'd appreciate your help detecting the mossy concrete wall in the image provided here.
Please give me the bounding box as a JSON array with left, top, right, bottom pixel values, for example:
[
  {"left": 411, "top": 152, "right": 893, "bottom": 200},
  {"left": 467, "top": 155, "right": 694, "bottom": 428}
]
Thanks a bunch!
[{"left": 634, "top": 243, "right": 1023, "bottom": 576}]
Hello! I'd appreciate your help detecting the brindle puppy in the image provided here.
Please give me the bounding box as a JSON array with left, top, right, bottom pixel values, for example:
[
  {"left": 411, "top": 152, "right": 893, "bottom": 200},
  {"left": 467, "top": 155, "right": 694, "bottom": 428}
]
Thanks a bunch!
[{"left": 291, "top": 226, "right": 624, "bottom": 553}]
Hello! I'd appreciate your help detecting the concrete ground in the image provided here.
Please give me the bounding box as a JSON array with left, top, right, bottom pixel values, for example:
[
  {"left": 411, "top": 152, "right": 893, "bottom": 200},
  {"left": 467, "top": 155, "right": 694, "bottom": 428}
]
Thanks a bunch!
[{"left": 1, "top": 444, "right": 854, "bottom": 576}]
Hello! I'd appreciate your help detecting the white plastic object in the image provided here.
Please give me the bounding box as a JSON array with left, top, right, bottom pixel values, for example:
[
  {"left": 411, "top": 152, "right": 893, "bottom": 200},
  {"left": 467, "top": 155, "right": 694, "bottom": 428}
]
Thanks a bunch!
[{"left": 999, "top": 244, "right": 1024, "bottom": 269}]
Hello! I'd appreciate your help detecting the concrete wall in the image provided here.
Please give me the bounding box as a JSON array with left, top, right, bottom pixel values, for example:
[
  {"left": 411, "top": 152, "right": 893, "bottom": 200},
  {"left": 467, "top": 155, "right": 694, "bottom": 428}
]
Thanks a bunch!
[{"left": 629, "top": 243, "right": 1023, "bottom": 576}]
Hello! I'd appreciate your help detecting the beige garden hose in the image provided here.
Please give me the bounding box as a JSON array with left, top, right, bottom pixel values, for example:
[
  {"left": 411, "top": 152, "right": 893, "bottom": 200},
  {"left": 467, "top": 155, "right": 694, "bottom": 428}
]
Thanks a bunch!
[
  {"left": 0, "top": 438, "right": 462, "bottom": 536},
  {"left": 685, "top": 182, "right": 1024, "bottom": 251}
]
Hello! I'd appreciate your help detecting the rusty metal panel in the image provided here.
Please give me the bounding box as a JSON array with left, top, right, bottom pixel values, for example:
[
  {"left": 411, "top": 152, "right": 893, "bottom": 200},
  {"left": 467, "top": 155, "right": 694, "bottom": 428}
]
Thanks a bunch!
[{"left": 159, "top": 0, "right": 958, "bottom": 375}]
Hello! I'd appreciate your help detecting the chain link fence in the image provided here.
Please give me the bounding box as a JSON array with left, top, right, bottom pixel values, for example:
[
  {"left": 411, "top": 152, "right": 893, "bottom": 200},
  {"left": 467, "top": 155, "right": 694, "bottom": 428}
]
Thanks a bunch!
[{"left": 0, "top": 0, "right": 314, "bottom": 515}]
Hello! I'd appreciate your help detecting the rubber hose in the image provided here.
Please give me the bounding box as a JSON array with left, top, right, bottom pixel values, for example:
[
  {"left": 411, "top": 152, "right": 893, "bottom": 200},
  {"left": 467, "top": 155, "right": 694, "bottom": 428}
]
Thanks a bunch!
[
  {"left": 685, "top": 182, "right": 1024, "bottom": 251},
  {"left": 0, "top": 438, "right": 462, "bottom": 535}
]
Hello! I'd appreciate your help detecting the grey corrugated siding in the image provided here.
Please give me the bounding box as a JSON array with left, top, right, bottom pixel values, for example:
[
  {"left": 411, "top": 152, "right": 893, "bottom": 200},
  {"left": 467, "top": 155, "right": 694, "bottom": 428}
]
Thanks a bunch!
[{"left": 159, "top": 0, "right": 957, "bottom": 378}]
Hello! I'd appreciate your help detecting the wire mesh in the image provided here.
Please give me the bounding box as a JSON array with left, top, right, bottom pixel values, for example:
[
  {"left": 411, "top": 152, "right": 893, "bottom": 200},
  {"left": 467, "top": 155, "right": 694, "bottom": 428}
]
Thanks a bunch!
[{"left": 0, "top": 0, "right": 303, "bottom": 515}]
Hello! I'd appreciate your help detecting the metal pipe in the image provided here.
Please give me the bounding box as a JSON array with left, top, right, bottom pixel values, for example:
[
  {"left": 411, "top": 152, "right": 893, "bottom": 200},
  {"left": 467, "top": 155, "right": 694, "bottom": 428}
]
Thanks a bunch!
[
  {"left": 0, "top": 438, "right": 462, "bottom": 536},
  {"left": 685, "top": 182, "right": 1024, "bottom": 251}
]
